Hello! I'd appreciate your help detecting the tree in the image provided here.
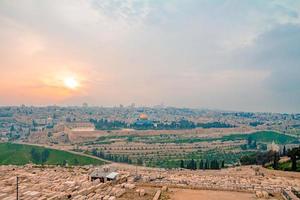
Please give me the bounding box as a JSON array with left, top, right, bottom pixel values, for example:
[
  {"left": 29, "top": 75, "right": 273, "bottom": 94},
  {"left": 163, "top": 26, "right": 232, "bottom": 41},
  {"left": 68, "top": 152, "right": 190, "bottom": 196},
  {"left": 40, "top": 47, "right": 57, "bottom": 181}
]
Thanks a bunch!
[
  {"left": 205, "top": 160, "right": 209, "bottom": 169},
  {"left": 41, "top": 149, "right": 50, "bottom": 164},
  {"left": 210, "top": 160, "right": 220, "bottom": 169},
  {"left": 186, "top": 160, "right": 191, "bottom": 169},
  {"left": 247, "top": 135, "right": 253, "bottom": 146},
  {"left": 252, "top": 140, "right": 257, "bottom": 149},
  {"left": 137, "top": 158, "right": 143, "bottom": 165},
  {"left": 180, "top": 160, "right": 185, "bottom": 168},
  {"left": 240, "top": 151, "right": 275, "bottom": 166},
  {"left": 187, "top": 159, "right": 197, "bottom": 170},
  {"left": 210, "top": 160, "right": 214, "bottom": 169},
  {"left": 256, "top": 151, "right": 276, "bottom": 166},
  {"left": 128, "top": 158, "right": 132, "bottom": 164},
  {"left": 10, "top": 125, "right": 15, "bottom": 132},
  {"left": 127, "top": 136, "right": 134, "bottom": 142},
  {"left": 247, "top": 135, "right": 257, "bottom": 149},
  {"left": 32, "top": 120, "right": 38, "bottom": 127},
  {"left": 283, "top": 145, "right": 287, "bottom": 156},
  {"left": 191, "top": 159, "right": 197, "bottom": 170},
  {"left": 221, "top": 160, "right": 225, "bottom": 168},
  {"left": 30, "top": 148, "right": 41, "bottom": 164},
  {"left": 287, "top": 148, "right": 300, "bottom": 171},
  {"left": 73, "top": 158, "right": 79, "bottom": 165},
  {"left": 91, "top": 148, "right": 97, "bottom": 156},
  {"left": 62, "top": 160, "right": 67, "bottom": 166},
  {"left": 273, "top": 152, "right": 279, "bottom": 170},
  {"left": 199, "top": 160, "right": 204, "bottom": 169},
  {"left": 240, "top": 154, "right": 257, "bottom": 165}
]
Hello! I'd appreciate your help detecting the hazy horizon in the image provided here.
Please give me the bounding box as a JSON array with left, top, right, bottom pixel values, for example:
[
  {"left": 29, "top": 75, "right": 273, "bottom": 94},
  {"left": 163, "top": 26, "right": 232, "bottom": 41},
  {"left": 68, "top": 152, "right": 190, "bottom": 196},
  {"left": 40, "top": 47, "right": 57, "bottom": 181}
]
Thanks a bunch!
[
  {"left": 1, "top": 104, "right": 299, "bottom": 115},
  {"left": 1, "top": 0, "right": 300, "bottom": 113}
]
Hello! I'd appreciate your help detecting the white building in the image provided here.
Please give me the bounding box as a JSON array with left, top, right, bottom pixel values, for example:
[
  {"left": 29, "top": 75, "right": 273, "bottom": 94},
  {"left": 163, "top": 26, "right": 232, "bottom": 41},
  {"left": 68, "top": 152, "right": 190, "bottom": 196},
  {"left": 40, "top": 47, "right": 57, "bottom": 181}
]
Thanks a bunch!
[{"left": 268, "top": 141, "right": 280, "bottom": 152}]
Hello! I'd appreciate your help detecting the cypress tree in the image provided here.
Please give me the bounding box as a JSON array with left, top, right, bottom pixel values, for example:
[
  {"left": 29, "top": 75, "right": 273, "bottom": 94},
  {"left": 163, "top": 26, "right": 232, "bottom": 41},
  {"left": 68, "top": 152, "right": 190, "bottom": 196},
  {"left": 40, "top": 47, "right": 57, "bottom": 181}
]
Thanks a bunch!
[
  {"left": 221, "top": 160, "right": 225, "bottom": 168},
  {"left": 273, "top": 153, "right": 279, "bottom": 170},
  {"left": 283, "top": 145, "right": 286, "bottom": 156},
  {"left": 199, "top": 160, "right": 204, "bottom": 169},
  {"left": 191, "top": 159, "right": 196, "bottom": 170},
  {"left": 205, "top": 160, "right": 209, "bottom": 169},
  {"left": 216, "top": 160, "right": 220, "bottom": 169},
  {"left": 180, "top": 160, "right": 185, "bottom": 168}
]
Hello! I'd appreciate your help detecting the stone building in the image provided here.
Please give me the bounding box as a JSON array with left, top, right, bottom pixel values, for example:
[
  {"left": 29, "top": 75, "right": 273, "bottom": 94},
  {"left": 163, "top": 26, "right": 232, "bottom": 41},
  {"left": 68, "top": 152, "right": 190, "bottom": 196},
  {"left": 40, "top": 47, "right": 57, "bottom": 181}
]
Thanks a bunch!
[{"left": 90, "top": 167, "right": 119, "bottom": 183}]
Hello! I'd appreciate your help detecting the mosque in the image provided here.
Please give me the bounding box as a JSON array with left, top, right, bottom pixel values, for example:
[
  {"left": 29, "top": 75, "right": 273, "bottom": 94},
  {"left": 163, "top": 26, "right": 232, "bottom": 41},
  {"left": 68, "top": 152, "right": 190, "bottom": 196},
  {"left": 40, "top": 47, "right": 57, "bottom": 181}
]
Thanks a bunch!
[{"left": 134, "top": 113, "right": 153, "bottom": 126}]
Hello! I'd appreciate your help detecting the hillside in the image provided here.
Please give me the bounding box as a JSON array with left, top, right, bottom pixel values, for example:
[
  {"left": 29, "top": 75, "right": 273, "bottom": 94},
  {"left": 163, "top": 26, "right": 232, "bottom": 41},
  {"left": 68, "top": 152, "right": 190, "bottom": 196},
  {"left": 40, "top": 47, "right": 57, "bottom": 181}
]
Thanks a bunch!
[
  {"left": 0, "top": 143, "right": 105, "bottom": 166},
  {"left": 222, "top": 131, "right": 298, "bottom": 144}
]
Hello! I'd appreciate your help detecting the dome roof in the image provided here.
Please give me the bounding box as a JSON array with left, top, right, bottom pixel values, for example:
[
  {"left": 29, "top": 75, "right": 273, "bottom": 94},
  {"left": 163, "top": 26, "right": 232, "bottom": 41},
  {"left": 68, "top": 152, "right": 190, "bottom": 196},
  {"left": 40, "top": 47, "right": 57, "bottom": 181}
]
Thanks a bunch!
[{"left": 139, "top": 113, "right": 148, "bottom": 120}]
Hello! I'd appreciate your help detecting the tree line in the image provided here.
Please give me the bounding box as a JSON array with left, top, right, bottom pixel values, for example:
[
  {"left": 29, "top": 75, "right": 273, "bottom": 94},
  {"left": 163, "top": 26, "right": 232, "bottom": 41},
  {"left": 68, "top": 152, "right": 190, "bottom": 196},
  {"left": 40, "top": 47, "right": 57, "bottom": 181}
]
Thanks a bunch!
[
  {"left": 240, "top": 146, "right": 300, "bottom": 171},
  {"left": 90, "top": 118, "right": 234, "bottom": 131},
  {"left": 286, "top": 146, "right": 300, "bottom": 171},
  {"left": 180, "top": 159, "right": 225, "bottom": 170},
  {"left": 30, "top": 148, "right": 50, "bottom": 164},
  {"left": 92, "top": 149, "right": 133, "bottom": 164},
  {"left": 92, "top": 148, "right": 225, "bottom": 169}
]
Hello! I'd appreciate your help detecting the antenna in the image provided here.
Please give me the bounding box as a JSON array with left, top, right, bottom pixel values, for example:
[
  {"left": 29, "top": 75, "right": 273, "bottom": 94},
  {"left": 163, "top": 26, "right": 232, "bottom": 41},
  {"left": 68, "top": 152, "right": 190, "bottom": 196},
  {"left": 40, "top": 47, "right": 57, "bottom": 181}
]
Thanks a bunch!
[
  {"left": 135, "top": 165, "right": 138, "bottom": 179},
  {"left": 16, "top": 176, "right": 19, "bottom": 200}
]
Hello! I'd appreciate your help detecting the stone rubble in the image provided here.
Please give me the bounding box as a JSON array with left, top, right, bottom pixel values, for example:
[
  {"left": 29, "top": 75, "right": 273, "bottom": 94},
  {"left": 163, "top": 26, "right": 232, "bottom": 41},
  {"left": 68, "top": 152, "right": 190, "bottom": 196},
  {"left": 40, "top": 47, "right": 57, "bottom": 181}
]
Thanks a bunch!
[
  {"left": 0, "top": 165, "right": 131, "bottom": 200},
  {"left": 115, "top": 165, "right": 300, "bottom": 195},
  {"left": 1, "top": 164, "right": 300, "bottom": 199}
]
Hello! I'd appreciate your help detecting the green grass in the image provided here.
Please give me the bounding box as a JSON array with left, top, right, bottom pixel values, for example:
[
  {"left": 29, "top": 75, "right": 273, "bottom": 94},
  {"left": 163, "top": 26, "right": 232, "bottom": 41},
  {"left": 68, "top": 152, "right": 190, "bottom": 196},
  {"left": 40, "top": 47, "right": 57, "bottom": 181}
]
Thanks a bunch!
[
  {"left": 274, "top": 160, "right": 300, "bottom": 172},
  {"left": 0, "top": 143, "right": 105, "bottom": 166},
  {"left": 221, "top": 131, "right": 298, "bottom": 144},
  {"left": 136, "top": 131, "right": 298, "bottom": 145},
  {"left": 81, "top": 130, "right": 298, "bottom": 145},
  {"left": 267, "top": 160, "right": 300, "bottom": 172}
]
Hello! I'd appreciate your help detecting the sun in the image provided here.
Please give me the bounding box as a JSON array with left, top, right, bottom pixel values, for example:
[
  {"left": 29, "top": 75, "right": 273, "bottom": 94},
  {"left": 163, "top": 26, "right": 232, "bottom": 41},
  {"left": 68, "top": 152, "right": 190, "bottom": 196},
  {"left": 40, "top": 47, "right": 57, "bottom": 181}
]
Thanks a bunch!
[{"left": 63, "top": 76, "right": 79, "bottom": 90}]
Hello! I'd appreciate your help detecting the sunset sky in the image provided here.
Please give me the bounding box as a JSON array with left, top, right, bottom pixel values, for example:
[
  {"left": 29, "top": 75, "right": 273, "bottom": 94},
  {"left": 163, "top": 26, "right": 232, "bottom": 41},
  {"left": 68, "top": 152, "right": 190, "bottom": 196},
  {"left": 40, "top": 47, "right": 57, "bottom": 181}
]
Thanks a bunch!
[{"left": 0, "top": 0, "right": 300, "bottom": 112}]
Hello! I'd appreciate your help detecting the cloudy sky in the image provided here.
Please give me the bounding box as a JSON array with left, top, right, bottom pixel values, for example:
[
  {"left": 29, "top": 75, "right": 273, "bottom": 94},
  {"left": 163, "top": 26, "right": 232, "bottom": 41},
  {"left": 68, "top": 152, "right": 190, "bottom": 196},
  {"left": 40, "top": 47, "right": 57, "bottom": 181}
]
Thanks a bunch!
[{"left": 0, "top": 0, "right": 299, "bottom": 113}]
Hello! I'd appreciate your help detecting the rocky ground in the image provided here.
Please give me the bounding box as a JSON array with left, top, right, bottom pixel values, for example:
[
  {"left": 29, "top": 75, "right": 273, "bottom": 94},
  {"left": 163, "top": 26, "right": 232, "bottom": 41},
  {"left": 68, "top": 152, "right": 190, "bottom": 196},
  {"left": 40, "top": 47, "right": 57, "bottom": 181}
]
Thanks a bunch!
[
  {"left": 112, "top": 163, "right": 300, "bottom": 193},
  {"left": 0, "top": 164, "right": 299, "bottom": 200}
]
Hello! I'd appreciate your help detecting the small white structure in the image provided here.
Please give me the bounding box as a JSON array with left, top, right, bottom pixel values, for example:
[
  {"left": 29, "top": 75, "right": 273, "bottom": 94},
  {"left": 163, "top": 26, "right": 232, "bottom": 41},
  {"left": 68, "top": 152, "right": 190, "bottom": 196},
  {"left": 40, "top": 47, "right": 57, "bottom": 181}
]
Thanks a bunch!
[
  {"left": 90, "top": 167, "right": 119, "bottom": 183},
  {"left": 268, "top": 141, "right": 280, "bottom": 152},
  {"left": 106, "top": 172, "right": 119, "bottom": 181}
]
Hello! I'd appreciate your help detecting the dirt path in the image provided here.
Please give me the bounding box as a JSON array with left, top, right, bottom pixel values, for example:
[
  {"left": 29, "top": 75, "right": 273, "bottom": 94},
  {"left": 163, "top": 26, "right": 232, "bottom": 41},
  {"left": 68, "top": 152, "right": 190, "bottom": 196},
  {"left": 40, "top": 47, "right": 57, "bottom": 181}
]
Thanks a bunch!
[{"left": 169, "top": 189, "right": 256, "bottom": 200}]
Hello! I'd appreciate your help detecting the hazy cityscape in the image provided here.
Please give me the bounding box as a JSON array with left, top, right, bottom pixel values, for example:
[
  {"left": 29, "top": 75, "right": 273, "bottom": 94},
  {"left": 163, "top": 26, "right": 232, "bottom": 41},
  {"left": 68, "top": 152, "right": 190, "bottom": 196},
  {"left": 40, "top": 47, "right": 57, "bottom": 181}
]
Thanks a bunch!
[
  {"left": 1, "top": 105, "right": 300, "bottom": 199},
  {"left": 1, "top": 0, "right": 300, "bottom": 200}
]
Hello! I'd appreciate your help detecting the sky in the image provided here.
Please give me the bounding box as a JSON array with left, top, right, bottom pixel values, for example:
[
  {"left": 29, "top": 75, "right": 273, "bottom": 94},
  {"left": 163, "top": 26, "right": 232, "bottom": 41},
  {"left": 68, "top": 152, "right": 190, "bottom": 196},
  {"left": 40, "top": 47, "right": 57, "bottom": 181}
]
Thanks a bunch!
[{"left": 0, "top": 0, "right": 300, "bottom": 113}]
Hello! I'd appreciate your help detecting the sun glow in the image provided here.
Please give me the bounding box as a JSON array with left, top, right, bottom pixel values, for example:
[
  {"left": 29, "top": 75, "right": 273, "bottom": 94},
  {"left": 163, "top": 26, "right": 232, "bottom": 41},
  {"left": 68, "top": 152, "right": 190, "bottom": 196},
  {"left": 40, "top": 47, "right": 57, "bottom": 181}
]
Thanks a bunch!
[{"left": 63, "top": 76, "right": 79, "bottom": 90}]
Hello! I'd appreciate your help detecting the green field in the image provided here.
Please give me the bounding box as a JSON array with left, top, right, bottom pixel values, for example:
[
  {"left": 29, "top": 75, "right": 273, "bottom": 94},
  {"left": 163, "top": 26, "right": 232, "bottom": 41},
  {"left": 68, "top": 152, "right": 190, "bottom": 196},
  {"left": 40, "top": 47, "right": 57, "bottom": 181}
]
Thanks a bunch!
[
  {"left": 221, "top": 131, "right": 298, "bottom": 144},
  {"left": 0, "top": 143, "right": 105, "bottom": 166},
  {"left": 118, "top": 131, "right": 298, "bottom": 145},
  {"left": 266, "top": 160, "right": 300, "bottom": 172},
  {"left": 275, "top": 160, "right": 300, "bottom": 172}
]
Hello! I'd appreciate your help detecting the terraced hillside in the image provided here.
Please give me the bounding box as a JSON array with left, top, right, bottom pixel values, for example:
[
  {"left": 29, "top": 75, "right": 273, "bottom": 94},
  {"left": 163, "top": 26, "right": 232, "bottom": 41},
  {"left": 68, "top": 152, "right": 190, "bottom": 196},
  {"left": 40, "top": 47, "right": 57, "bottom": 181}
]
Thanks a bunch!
[{"left": 79, "top": 130, "right": 298, "bottom": 168}]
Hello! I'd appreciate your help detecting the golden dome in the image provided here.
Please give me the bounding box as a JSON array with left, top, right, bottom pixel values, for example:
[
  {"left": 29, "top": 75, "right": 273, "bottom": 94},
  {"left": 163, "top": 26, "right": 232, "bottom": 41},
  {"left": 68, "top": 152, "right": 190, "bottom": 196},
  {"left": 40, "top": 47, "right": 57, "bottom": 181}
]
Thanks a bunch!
[{"left": 139, "top": 113, "right": 148, "bottom": 120}]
